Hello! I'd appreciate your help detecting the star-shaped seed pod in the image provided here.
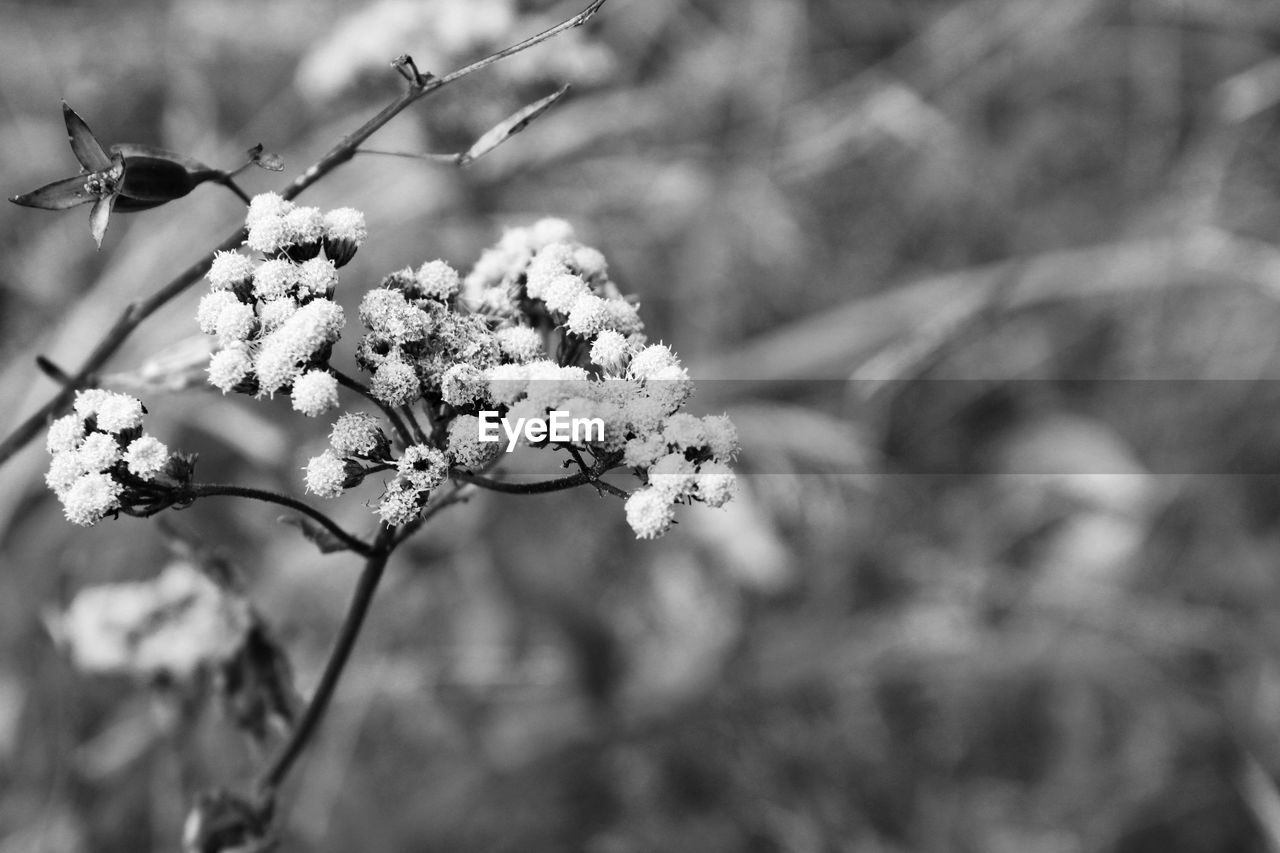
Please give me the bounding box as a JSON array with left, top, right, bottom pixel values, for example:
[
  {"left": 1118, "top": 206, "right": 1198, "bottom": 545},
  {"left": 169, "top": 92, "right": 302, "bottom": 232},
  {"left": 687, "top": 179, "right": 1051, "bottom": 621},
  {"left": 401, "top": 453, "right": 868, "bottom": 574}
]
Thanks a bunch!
[{"left": 10, "top": 103, "right": 245, "bottom": 248}]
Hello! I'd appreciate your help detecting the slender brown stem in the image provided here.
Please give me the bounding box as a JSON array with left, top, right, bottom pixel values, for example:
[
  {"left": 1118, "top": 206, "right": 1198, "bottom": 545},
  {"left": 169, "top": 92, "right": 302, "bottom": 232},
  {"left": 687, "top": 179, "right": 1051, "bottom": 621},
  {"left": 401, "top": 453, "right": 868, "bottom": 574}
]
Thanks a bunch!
[
  {"left": 0, "top": 0, "right": 611, "bottom": 471},
  {"left": 187, "top": 483, "right": 373, "bottom": 557},
  {"left": 258, "top": 526, "right": 394, "bottom": 794}
]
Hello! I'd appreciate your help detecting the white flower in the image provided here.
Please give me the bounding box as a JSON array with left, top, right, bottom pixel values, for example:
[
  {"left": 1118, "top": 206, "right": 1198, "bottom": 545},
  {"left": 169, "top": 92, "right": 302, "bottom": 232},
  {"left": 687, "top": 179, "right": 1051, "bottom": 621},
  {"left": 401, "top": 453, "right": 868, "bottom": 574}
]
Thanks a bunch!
[
  {"left": 46, "top": 414, "right": 84, "bottom": 455},
  {"left": 589, "top": 329, "right": 630, "bottom": 373},
  {"left": 297, "top": 257, "right": 339, "bottom": 297},
  {"left": 214, "top": 300, "right": 258, "bottom": 345},
  {"left": 693, "top": 462, "right": 736, "bottom": 507},
  {"left": 369, "top": 357, "right": 420, "bottom": 407},
  {"left": 207, "top": 251, "right": 256, "bottom": 291},
  {"left": 702, "top": 414, "right": 739, "bottom": 463},
  {"left": 197, "top": 291, "right": 242, "bottom": 335},
  {"left": 60, "top": 472, "right": 122, "bottom": 526},
  {"left": 283, "top": 206, "right": 326, "bottom": 245},
  {"left": 245, "top": 192, "right": 294, "bottom": 230},
  {"left": 440, "top": 363, "right": 487, "bottom": 408},
  {"left": 529, "top": 217, "right": 575, "bottom": 249},
  {"left": 253, "top": 259, "right": 298, "bottom": 301},
  {"left": 624, "top": 487, "right": 675, "bottom": 539},
  {"left": 78, "top": 432, "right": 122, "bottom": 472},
  {"left": 541, "top": 272, "right": 589, "bottom": 315},
  {"left": 397, "top": 444, "right": 448, "bottom": 492},
  {"left": 447, "top": 416, "right": 498, "bottom": 469},
  {"left": 291, "top": 369, "right": 340, "bottom": 418},
  {"left": 415, "top": 259, "right": 460, "bottom": 301},
  {"left": 330, "top": 412, "right": 383, "bottom": 457},
  {"left": 572, "top": 245, "right": 608, "bottom": 279},
  {"left": 494, "top": 325, "right": 544, "bottom": 363},
  {"left": 323, "top": 207, "right": 367, "bottom": 244},
  {"left": 246, "top": 213, "right": 290, "bottom": 254},
  {"left": 566, "top": 293, "right": 609, "bottom": 337},
  {"left": 661, "top": 413, "right": 707, "bottom": 453},
  {"left": 485, "top": 362, "right": 528, "bottom": 406},
  {"left": 628, "top": 344, "right": 680, "bottom": 380},
  {"left": 45, "top": 450, "right": 88, "bottom": 495},
  {"left": 207, "top": 345, "right": 253, "bottom": 393},
  {"left": 56, "top": 562, "right": 251, "bottom": 678},
  {"left": 376, "top": 479, "right": 421, "bottom": 526},
  {"left": 304, "top": 449, "right": 348, "bottom": 498},
  {"left": 647, "top": 452, "right": 696, "bottom": 499},
  {"left": 124, "top": 435, "right": 170, "bottom": 479}
]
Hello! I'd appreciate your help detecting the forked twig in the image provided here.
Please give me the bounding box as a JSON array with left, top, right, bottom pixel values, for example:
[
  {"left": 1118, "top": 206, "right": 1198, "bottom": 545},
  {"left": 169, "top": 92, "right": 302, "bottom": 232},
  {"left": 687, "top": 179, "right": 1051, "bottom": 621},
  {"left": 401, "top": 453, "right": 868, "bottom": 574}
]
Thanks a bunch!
[{"left": 0, "top": 0, "right": 610, "bottom": 469}]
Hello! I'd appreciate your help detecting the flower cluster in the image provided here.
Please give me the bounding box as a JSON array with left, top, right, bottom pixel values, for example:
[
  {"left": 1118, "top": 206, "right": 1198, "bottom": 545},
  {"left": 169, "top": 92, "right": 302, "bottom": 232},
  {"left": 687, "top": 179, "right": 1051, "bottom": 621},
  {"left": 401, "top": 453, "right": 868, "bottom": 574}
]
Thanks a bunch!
[
  {"left": 45, "top": 389, "right": 190, "bottom": 526},
  {"left": 52, "top": 561, "right": 251, "bottom": 679},
  {"left": 199, "top": 193, "right": 363, "bottom": 416},
  {"left": 303, "top": 218, "right": 738, "bottom": 537}
]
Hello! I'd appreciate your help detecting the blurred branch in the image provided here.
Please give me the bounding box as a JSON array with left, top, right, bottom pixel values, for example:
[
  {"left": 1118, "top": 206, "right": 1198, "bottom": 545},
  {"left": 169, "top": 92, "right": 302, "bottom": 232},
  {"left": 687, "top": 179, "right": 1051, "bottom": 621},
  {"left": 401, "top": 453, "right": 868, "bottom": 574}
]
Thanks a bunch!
[
  {"left": 257, "top": 526, "right": 394, "bottom": 797},
  {"left": 0, "top": 0, "right": 611, "bottom": 471},
  {"left": 694, "top": 228, "right": 1280, "bottom": 397}
]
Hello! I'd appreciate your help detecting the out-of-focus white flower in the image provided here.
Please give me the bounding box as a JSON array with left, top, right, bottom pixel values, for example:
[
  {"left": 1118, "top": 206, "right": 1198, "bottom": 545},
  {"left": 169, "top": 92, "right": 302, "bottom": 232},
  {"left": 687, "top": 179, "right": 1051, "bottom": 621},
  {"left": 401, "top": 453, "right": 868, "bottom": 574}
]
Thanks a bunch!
[{"left": 54, "top": 562, "right": 251, "bottom": 679}]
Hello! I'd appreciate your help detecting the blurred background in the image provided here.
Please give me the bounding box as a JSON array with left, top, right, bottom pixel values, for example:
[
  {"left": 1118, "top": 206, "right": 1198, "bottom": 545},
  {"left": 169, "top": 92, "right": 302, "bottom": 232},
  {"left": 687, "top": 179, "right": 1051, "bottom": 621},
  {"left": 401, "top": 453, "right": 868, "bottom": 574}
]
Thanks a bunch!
[{"left": 7, "top": 0, "right": 1280, "bottom": 850}]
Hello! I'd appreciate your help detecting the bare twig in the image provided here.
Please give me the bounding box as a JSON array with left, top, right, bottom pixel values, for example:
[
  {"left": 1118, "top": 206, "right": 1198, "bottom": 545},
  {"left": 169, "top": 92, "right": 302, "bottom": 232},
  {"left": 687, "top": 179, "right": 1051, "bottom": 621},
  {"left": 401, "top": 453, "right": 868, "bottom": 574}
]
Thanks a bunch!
[
  {"left": 186, "top": 484, "right": 374, "bottom": 557},
  {"left": 0, "top": 0, "right": 611, "bottom": 470}
]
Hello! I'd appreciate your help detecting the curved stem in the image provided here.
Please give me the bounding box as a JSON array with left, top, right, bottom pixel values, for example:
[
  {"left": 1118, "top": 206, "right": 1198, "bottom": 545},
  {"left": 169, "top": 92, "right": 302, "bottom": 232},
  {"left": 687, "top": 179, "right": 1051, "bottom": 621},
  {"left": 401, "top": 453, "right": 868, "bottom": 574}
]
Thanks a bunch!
[
  {"left": 187, "top": 483, "right": 373, "bottom": 557},
  {"left": 451, "top": 466, "right": 627, "bottom": 498},
  {"left": 331, "top": 369, "right": 413, "bottom": 448},
  {"left": 0, "top": 0, "right": 612, "bottom": 471},
  {"left": 258, "top": 526, "right": 393, "bottom": 794},
  {"left": 400, "top": 405, "right": 429, "bottom": 444}
]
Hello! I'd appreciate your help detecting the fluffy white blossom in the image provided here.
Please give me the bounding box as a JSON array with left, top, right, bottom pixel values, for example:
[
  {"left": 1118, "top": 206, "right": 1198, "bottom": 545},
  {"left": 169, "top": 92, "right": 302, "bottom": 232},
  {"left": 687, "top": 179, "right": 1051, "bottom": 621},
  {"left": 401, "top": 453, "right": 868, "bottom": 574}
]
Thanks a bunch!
[
  {"left": 330, "top": 412, "right": 384, "bottom": 457},
  {"left": 291, "top": 369, "right": 340, "bottom": 417},
  {"left": 589, "top": 330, "right": 630, "bottom": 373},
  {"left": 693, "top": 461, "right": 736, "bottom": 507},
  {"left": 369, "top": 357, "right": 420, "bottom": 406},
  {"left": 397, "top": 445, "right": 448, "bottom": 492},
  {"left": 416, "top": 259, "right": 460, "bottom": 301},
  {"left": 624, "top": 487, "right": 675, "bottom": 539},
  {"left": 124, "top": 435, "right": 170, "bottom": 479},
  {"left": 60, "top": 472, "right": 122, "bottom": 526},
  {"left": 207, "top": 345, "right": 253, "bottom": 393},
  {"left": 55, "top": 562, "right": 251, "bottom": 678},
  {"left": 447, "top": 416, "right": 498, "bottom": 469},
  {"left": 494, "top": 325, "right": 544, "bottom": 363},
  {"left": 304, "top": 449, "right": 348, "bottom": 498},
  {"left": 46, "top": 414, "right": 84, "bottom": 455},
  {"left": 207, "top": 251, "right": 256, "bottom": 291}
]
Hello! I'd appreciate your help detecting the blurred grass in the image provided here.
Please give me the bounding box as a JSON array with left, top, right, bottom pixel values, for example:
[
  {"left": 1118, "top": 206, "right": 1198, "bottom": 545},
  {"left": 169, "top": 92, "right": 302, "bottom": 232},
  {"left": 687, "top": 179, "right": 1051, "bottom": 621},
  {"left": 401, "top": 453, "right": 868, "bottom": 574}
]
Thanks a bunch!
[{"left": 8, "top": 0, "right": 1280, "bottom": 850}]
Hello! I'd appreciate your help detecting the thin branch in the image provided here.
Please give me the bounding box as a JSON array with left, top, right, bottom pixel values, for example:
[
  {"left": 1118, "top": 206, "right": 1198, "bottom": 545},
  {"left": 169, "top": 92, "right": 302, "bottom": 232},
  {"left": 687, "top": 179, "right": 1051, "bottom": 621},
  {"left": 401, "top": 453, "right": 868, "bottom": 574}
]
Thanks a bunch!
[
  {"left": 400, "top": 405, "right": 429, "bottom": 444},
  {"left": 187, "top": 483, "right": 373, "bottom": 557},
  {"left": 331, "top": 368, "right": 414, "bottom": 448},
  {"left": 0, "top": 0, "right": 611, "bottom": 471},
  {"left": 257, "top": 526, "right": 394, "bottom": 795},
  {"left": 451, "top": 464, "right": 627, "bottom": 497}
]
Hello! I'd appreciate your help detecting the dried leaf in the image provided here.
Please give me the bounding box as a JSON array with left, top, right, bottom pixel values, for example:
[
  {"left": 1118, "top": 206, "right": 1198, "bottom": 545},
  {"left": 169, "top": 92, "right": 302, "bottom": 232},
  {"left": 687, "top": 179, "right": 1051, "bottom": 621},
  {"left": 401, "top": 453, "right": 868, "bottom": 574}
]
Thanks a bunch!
[
  {"left": 246, "top": 143, "right": 285, "bottom": 172},
  {"left": 62, "top": 101, "right": 112, "bottom": 172},
  {"left": 9, "top": 174, "right": 98, "bottom": 210},
  {"left": 460, "top": 85, "right": 571, "bottom": 166},
  {"left": 88, "top": 193, "right": 115, "bottom": 249}
]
